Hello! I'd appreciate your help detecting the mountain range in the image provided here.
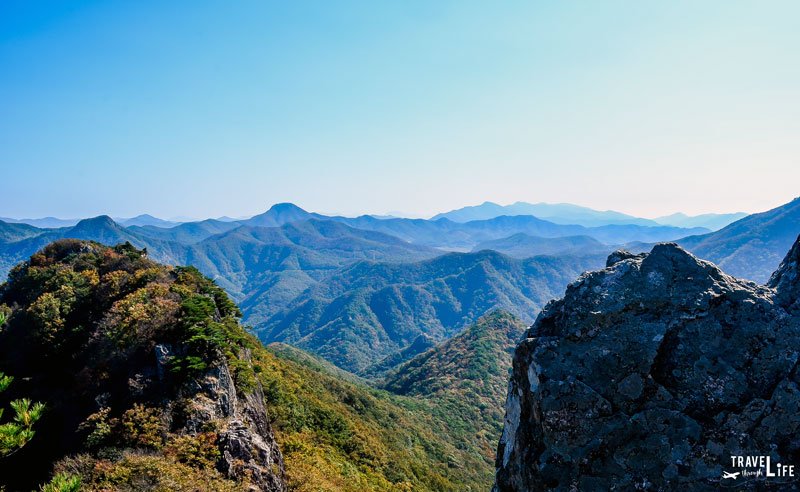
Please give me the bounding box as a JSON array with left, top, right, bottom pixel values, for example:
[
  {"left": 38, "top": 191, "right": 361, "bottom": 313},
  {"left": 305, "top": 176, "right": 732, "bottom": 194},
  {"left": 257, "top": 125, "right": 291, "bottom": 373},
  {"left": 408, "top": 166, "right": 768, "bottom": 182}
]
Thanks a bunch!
[
  {"left": 679, "top": 196, "right": 800, "bottom": 283},
  {"left": 431, "top": 201, "right": 659, "bottom": 227},
  {"left": 1, "top": 194, "right": 799, "bottom": 491},
  {"left": 653, "top": 211, "right": 747, "bottom": 230},
  {"left": 1, "top": 198, "right": 798, "bottom": 379},
  {"left": 4, "top": 199, "right": 741, "bottom": 235},
  {"left": 431, "top": 201, "right": 745, "bottom": 230},
  {"left": 471, "top": 233, "right": 610, "bottom": 258},
  {"left": 257, "top": 250, "right": 606, "bottom": 373},
  {"left": 0, "top": 203, "right": 708, "bottom": 325}
]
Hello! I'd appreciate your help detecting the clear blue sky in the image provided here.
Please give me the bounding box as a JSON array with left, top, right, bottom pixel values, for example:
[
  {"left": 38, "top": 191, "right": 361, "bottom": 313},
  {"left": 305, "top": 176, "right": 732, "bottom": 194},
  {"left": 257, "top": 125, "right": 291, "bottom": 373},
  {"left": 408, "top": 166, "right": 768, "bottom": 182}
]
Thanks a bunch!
[{"left": 1, "top": 1, "right": 798, "bottom": 219}]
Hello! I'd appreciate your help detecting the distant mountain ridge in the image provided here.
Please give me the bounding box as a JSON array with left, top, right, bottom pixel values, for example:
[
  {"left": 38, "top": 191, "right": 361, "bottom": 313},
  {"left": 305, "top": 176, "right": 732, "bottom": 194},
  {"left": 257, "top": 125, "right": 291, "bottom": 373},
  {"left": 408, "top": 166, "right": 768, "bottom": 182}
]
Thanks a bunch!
[
  {"left": 326, "top": 213, "right": 708, "bottom": 250},
  {"left": 432, "top": 201, "right": 746, "bottom": 231},
  {"left": 654, "top": 211, "right": 748, "bottom": 231},
  {"left": 116, "top": 213, "right": 180, "bottom": 228},
  {"left": 0, "top": 216, "right": 79, "bottom": 228},
  {"left": 679, "top": 196, "right": 800, "bottom": 283},
  {"left": 1, "top": 201, "right": 712, "bottom": 251},
  {"left": 0, "top": 205, "right": 709, "bottom": 296},
  {"left": 1, "top": 201, "right": 747, "bottom": 233},
  {"left": 471, "top": 233, "right": 610, "bottom": 258},
  {"left": 3, "top": 199, "right": 796, "bottom": 380},
  {"left": 431, "top": 201, "right": 659, "bottom": 227}
]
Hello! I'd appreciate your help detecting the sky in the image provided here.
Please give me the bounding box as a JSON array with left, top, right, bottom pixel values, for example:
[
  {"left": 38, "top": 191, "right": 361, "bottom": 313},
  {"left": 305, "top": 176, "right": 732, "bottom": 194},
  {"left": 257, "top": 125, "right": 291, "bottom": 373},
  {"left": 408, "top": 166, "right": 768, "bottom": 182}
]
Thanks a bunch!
[{"left": 1, "top": 1, "right": 798, "bottom": 220}]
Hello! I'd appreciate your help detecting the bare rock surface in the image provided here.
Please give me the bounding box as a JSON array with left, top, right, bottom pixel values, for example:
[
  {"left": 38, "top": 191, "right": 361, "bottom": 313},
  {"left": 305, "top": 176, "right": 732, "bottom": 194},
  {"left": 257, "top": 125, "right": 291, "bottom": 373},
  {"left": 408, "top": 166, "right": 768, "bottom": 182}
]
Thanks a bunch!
[
  {"left": 163, "top": 346, "right": 286, "bottom": 491},
  {"left": 495, "top": 238, "right": 800, "bottom": 491}
]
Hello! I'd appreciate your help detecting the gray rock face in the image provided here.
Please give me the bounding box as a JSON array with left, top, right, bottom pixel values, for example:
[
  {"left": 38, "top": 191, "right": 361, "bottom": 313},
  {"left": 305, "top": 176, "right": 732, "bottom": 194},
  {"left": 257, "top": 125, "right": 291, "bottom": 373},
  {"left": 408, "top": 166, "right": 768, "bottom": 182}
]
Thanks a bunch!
[
  {"left": 494, "top": 241, "right": 800, "bottom": 491},
  {"left": 164, "top": 347, "right": 286, "bottom": 491}
]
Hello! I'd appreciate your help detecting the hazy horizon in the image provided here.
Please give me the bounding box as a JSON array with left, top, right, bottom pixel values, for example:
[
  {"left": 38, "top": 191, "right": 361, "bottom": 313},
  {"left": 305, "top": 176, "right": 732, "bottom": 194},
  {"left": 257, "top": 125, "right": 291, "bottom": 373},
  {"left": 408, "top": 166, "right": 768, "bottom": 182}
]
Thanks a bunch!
[
  {"left": 0, "top": 197, "right": 766, "bottom": 223},
  {"left": 2, "top": 1, "right": 798, "bottom": 219}
]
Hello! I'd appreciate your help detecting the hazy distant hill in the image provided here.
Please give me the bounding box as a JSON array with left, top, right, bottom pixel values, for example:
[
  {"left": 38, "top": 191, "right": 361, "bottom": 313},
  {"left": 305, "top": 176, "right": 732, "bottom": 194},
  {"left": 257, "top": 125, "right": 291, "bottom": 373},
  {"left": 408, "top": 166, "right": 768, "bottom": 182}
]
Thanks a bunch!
[
  {"left": 679, "top": 197, "right": 800, "bottom": 283},
  {"left": 117, "top": 213, "right": 180, "bottom": 228},
  {"left": 471, "top": 233, "right": 610, "bottom": 258},
  {"left": 654, "top": 211, "right": 747, "bottom": 231},
  {"left": 185, "top": 219, "right": 439, "bottom": 321},
  {"left": 0, "top": 220, "right": 46, "bottom": 243},
  {"left": 128, "top": 218, "right": 241, "bottom": 243},
  {"left": 0, "top": 216, "right": 78, "bottom": 228},
  {"left": 431, "top": 201, "right": 659, "bottom": 227},
  {"left": 241, "top": 202, "right": 326, "bottom": 227},
  {"left": 258, "top": 250, "right": 606, "bottom": 373},
  {"left": 0, "top": 217, "right": 438, "bottom": 323},
  {"left": 1, "top": 203, "right": 709, "bottom": 260},
  {"left": 381, "top": 311, "right": 527, "bottom": 462},
  {"left": 333, "top": 213, "right": 707, "bottom": 250}
]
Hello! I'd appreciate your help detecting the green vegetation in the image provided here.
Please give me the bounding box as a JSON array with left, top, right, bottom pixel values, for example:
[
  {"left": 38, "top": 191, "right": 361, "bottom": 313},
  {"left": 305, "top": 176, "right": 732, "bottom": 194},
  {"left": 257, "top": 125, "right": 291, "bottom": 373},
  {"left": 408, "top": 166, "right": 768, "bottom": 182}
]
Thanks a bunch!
[
  {"left": 0, "top": 396, "right": 44, "bottom": 457},
  {"left": 382, "top": 311, "right": 527, "bottom": 466},
  {"left": 257, "top": 343, "right": 491, "bottom": 491},
  {"left": 471, "top": 233, "right": 609, "bottom": 258},
  {"left": 0, "top": 240, "right": 261, "bottom": 490},
  {"left": 0, "top": 216, "right": 438, "bottom": 324},
  {"left": 0, "top": 240, "right": 507, "bottom": 491},
  {"left": 261, "top": 250, "right": 600, "bottom": 373},
  {"left": 39, "top": 472, "right": 81, "bottom": 492}
]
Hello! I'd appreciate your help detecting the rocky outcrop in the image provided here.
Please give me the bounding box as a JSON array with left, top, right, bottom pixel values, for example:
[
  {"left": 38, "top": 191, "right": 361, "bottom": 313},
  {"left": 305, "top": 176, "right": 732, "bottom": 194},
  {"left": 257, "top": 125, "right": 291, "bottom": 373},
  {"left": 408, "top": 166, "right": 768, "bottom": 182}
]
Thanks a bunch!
[
  {"left": 494, "top": 240, "right": 800, "bottom": 491},
  {"left": 0, "top": 240, "right": 287, "bottom": 490},
  {"left": 162, "top": 346, "right": 286, "bottom": 491}
]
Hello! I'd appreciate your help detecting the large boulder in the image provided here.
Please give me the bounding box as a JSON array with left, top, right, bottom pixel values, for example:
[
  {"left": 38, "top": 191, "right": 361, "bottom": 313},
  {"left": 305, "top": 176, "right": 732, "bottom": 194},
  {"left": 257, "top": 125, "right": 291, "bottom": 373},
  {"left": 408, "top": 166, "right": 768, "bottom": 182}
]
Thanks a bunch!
[{"left": 494, "top": 238, "right": 800, "bottom": 491}]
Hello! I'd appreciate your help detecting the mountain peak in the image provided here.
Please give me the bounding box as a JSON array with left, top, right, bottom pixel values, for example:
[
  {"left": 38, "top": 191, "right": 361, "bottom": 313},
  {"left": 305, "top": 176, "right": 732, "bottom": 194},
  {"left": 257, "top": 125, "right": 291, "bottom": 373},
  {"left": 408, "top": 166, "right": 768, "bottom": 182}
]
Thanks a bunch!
[
  {"left": 646, "top": 241, "right": 695, "bottom": 262},
  {"left": 71, "top": 215, "right": 119, "bottom": 230},
  {"left": 118, "top": 214, "right": 179, "bottom": 228},
  {"left": 606, "top": 244, "right": 710, "bottom": 275},
  {"left": 267, "top": 202, "right": 307, "bottom": 213},
  {"left": 243, "top": 203, "right": 314, "bottom": 227}
]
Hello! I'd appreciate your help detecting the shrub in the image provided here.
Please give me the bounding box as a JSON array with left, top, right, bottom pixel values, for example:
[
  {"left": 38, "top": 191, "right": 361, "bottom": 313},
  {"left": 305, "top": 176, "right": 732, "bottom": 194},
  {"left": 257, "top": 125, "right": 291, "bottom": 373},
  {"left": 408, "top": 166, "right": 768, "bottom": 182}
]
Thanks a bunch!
[
  {"left": 39, "top": 472, "right": 81, "bottom": 492},
  {"left": 164, "top": 432, "right": 220, "bottom": 469},
  {"left": 79, "top": 408, "right": 113, "bottom": 448},
  {"left": 120, "top": 404, "right": 164, "bottom": 449}
]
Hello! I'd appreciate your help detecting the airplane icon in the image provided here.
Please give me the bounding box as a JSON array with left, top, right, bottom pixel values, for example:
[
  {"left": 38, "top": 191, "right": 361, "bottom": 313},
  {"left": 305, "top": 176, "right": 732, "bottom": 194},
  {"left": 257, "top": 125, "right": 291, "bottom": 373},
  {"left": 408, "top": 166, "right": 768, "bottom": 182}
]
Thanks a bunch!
[{"left": 722, "top": 471, "right": 740, "bottom": 479}]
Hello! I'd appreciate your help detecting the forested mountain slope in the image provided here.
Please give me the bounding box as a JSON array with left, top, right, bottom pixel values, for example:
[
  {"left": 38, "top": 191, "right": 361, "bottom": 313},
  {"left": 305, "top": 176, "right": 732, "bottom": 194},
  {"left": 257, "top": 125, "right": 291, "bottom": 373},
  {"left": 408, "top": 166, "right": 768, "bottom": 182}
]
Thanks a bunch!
[{"left": 259, "top": 250, "right": 605, "bottom": 373}]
